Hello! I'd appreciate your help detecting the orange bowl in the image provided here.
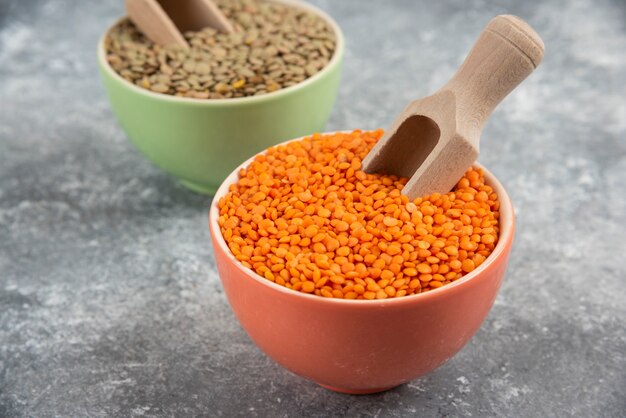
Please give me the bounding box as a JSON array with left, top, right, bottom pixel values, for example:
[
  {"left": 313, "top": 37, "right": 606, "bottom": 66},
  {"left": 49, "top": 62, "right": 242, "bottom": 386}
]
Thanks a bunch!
[{"left": 209, "top": 135, "right": 515, "bottom": 394}]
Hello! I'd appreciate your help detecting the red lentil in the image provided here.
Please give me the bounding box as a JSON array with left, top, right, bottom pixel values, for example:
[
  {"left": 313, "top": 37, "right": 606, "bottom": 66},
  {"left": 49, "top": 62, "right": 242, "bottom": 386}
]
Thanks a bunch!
[{"left": 218, "top": 130, "right": 500, "bottom": 299}]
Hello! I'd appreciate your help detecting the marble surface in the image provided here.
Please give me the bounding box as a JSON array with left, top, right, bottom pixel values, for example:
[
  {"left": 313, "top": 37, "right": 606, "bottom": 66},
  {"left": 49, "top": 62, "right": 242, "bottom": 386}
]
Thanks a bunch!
[{"left": 1, "top": 0, "right": 625, "bottom": 416}]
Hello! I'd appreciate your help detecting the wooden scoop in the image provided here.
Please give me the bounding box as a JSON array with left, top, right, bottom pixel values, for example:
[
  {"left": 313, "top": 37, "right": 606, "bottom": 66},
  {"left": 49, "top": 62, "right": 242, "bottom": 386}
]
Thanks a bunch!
[
  {"left": 361, "top": 15, "right": 544, "bottom": 199},
  {"left": 125, "top": 0, "right": 235, "bottom": 48}
]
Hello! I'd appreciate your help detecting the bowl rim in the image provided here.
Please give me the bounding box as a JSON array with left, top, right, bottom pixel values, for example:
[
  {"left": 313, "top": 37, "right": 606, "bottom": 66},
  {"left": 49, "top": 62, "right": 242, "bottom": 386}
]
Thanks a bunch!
[
  {"left": 209, "top": 131, "right": 515, "bottom": 307},
  {"left": 97, "top": 0, "right": 345, "bottom": 106}
]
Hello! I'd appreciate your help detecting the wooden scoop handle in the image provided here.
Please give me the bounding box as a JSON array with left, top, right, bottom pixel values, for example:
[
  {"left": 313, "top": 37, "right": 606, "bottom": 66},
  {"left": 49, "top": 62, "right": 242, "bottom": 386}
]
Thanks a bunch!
[
  {"left": 125, "top": 0, "right": 189, "bottom": 48},
  {"left": 442, "top": 15, "right": 544, "bottom": 139},
  {"left": 125, "top": 0, "right": 234, "bottom": 49}
]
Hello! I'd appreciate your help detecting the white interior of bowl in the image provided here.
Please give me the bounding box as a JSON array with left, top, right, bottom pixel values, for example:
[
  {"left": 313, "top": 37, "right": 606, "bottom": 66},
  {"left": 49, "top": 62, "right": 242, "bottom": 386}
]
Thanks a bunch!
[
  {"left": 209, "top": 133, "right": 514, "bottom": 305},
  {"left": 97, "top": 0, "right": 345, "bottom": 105}
]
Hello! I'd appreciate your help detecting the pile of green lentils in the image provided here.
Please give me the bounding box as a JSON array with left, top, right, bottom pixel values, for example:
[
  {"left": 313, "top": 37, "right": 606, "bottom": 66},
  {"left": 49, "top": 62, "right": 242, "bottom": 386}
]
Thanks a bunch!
[{"left": 105, "top": 0, "right": 337, "bottom": 99}]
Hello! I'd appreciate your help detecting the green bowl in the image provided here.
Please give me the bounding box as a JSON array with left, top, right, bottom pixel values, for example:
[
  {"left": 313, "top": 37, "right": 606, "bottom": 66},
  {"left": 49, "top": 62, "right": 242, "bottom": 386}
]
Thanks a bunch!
[{"left": 97, "top": 0, "right": 344, "bottom": 194}]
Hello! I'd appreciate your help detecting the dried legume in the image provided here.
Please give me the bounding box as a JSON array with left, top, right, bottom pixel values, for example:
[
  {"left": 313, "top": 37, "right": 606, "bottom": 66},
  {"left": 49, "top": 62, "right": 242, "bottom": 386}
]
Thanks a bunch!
[
  {"left": 105, "top": 0, "right": 336, "bottom": 99},
  {"left": 218, "top": 130, "right": 500, "bottom": 299}
]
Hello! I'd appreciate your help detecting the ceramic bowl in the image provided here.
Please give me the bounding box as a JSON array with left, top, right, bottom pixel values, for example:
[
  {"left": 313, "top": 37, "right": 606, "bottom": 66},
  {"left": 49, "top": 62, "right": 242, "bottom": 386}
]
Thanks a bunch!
[
  {"left": 209, "top": 136, "right": 515, "bottom": 394},
  {"left": 97, "top": 0, "right": 344, "bottom": 194}
]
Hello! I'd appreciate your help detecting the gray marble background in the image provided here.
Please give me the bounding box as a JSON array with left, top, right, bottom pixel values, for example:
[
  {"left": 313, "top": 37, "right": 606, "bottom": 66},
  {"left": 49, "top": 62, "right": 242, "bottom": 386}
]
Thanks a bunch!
[{"left": 1, "top": 0, "right": 625, "bottom": 416}]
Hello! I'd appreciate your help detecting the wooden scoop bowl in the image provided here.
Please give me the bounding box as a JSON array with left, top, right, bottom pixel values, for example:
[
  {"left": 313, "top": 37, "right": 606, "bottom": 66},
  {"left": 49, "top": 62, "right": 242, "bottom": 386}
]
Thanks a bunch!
[
  {"left": 125, "top": 0, "right": 234, "bottom": 48},
  {"left": 362, "top": 15, "right": 544, "bottom": 198}
]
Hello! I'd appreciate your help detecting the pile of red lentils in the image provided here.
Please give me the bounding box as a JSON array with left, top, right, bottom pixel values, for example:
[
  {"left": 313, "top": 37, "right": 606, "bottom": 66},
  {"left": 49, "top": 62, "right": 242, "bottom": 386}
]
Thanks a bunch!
[{"left": 217, "top": 130, "right": 500, "bottom": 300}]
